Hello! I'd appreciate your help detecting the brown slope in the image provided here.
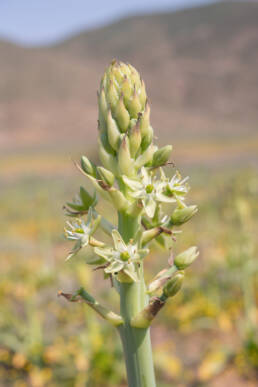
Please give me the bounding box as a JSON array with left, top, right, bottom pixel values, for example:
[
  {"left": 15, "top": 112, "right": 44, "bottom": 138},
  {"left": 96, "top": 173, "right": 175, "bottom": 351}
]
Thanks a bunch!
[{"left": 0, "top": 1, "right": 258, "bottom": 163}]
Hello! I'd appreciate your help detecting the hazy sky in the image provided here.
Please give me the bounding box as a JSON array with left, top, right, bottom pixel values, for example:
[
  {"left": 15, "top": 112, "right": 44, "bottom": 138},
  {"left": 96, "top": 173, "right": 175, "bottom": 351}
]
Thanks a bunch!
[{"left": 0, "top": 0, "right": 216, "bottom": 45}]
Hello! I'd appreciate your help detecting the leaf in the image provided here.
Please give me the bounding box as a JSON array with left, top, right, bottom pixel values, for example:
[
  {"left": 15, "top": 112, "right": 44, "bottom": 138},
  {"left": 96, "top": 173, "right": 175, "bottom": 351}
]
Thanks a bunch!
[
  {"left": 66, "top": 202, "right": 85, "bottom": 211},
  {"left": 79, "top": 187, "right": 95, "bottom": 208},
  {"left": 144, "top": 196, "right": 156, "bottom": 218}
]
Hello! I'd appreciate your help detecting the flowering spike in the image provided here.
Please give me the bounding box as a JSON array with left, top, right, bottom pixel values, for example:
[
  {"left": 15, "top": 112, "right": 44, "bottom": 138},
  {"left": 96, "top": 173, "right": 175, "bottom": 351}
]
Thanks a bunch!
[{"left": 62, "top": 60, "right": 198, "bottom": 387}]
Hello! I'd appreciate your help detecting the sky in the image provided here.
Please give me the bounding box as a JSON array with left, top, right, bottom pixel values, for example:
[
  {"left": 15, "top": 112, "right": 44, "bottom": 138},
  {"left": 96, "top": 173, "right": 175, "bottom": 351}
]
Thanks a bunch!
[{"left": 0, "top": 0, "right": 217, "bottom": 46}]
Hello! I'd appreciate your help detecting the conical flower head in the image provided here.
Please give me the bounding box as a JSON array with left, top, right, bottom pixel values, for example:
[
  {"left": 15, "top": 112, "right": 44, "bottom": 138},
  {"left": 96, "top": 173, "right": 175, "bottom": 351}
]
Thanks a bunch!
[
  {"left": 97, "top": 60, "right": 155, "bottom": 177},
  {"left": 99, "top": 60, "right": 147, "bottom": 125}
]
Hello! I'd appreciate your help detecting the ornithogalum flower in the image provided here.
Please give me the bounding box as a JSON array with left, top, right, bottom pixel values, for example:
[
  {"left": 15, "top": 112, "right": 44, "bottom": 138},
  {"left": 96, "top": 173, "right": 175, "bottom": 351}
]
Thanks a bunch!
[
  {"left": 94, "top": 230, "right": 149, "bottom": 282},
  {"left": 165, "top": 171, "right": 189, "bottom": 199},
  {"left": 64, "top": 208, "right": 100, "bottom": 260},
  {"left": 122, "top": 167, "right": 174, "bottom": 218}
]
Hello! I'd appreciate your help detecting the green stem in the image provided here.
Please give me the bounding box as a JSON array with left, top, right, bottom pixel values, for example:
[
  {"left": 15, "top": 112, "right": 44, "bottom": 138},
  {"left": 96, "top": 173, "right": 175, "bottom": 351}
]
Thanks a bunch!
[{"left": 117, "top": 212, "right": 156, "bottom": 387}]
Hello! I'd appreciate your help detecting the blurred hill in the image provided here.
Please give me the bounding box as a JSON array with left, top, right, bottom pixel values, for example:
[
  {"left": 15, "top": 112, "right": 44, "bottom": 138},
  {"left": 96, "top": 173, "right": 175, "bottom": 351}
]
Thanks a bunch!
[{"left": 0, "top": 1, "right": 258, "bottom": 168}]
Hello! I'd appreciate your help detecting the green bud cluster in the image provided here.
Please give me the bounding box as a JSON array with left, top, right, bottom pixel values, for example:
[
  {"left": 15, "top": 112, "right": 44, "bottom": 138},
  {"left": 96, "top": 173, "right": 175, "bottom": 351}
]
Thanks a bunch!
[{"left": 97, "top": 60, "right": 172, "bottom": 177}]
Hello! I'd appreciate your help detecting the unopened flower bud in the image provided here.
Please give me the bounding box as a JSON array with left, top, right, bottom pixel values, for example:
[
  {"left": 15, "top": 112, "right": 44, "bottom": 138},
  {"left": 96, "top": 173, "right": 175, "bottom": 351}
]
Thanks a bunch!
[
  {"left": 135, "top": 144, "right": 157, "bottom": 168},
  {"left": 118, "top": 135, "right": 134, "bottom": 176},
  {"left": 115, "top": 96, "right": 130, "bottom": 132},
  {"left": 139, "top": 79, "right": 147, "bottom": 108},
  {"left": 98, "top": 87, "right": 108, "bottom": 129},
  {"left": 107, "top": 109, "right": 121, "bottom": 151},
  {"left": 127, "top": 88, "right": 142, "bottom": 119},
  {"left": 139, "top": 103, "right": 150, "bottom": 137},
  {"left": 152, "top": 145, "right": 173, "bottom": 167},
  {"left": 141, "top": 126, "right": 153, "bottom": 152},
  {"left": 107, "top": 80, "right": 119, "bottom": 112},
  {"left": 162, "top": 271, "right": 184, "bottom": 298},
  {"left": 121, "top": 76, "right": 133, "bottom": 101},
  {"left": 170, "top": 205, "right": 198, "bottom": 226},
  {"left": 81, "top": 156, "right": 97, "bottom": 177},
  {"left": 97, "top": 166, "right": 115, "bottom": 187},
  {"left": 174, "top": 247, "right": 199, "bottom": 270},
  {"left": 129, "top": 120, "right": 141, "bottom": 157}
]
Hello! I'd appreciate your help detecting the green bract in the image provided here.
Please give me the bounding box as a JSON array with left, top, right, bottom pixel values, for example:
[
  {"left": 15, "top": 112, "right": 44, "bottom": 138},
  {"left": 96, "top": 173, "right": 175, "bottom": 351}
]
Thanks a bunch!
[{"left": 65, "top": 186, "right": 97, "bottom": 216}]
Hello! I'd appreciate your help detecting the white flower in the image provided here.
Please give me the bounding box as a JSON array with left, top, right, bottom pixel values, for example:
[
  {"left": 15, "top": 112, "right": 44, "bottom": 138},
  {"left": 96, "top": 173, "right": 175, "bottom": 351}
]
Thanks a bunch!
[
  {"left": 165, "top": 171, "right": 189, "bottom": 200},
  {"left": 94, "top": 230, "right": 149, "bottom": 282},
  {"left": 64, "top": 208, "right": 99, "bottom": 260},
  {"left": 122, "top": 167, "right": 175, "bottom": 218}
]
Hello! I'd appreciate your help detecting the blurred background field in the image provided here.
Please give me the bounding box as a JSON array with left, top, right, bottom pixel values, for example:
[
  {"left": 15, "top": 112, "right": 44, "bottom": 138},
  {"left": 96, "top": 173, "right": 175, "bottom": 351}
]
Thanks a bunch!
[{"left": 0, "top": 1, "right": 258, "bottom": 386}]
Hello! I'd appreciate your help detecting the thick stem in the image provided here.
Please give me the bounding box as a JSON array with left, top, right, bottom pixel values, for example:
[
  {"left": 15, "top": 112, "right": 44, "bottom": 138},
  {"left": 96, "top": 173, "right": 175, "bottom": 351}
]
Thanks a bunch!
[{"left": 117, "top": 212, "right": 156, "bottom": 387}]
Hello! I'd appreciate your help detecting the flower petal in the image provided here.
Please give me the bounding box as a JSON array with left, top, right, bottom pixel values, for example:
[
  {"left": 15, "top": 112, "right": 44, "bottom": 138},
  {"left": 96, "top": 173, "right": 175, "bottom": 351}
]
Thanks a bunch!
[
  {"left": 112, "top": 230, "right": 127, "bottom": 252},
  {"left": 156, "top": 192, "right": 176, "bottom": 203},
  {"left": 94, "top": 247, "right": 113, "bottom": 261},
  {"left": 123, "top": 263, "right": 138, "bottom": 281},
  {"left": 105, "top": 261, "right": 124, "bottom": 274},
  {"left": 122, "top": 175, "right": 143, "bottom": 191},
  {"left": 141, "top": 167, "right": 150, "bottom": 185},
  {"left": 144, "top": 196, "right": 156, "bottom": 218}
]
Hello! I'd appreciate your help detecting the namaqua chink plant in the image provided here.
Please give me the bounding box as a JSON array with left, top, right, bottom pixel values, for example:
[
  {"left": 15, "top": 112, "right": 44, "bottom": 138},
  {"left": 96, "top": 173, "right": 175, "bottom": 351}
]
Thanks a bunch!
[{"left": 60, "top": 60, "right": 199, "bottom": 387}]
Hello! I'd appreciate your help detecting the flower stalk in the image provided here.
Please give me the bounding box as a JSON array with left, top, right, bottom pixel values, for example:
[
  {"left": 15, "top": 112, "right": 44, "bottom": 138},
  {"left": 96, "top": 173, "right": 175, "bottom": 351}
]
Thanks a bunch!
[{"left": 60, "top": 60, "right": 199, "bottom": 387}]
